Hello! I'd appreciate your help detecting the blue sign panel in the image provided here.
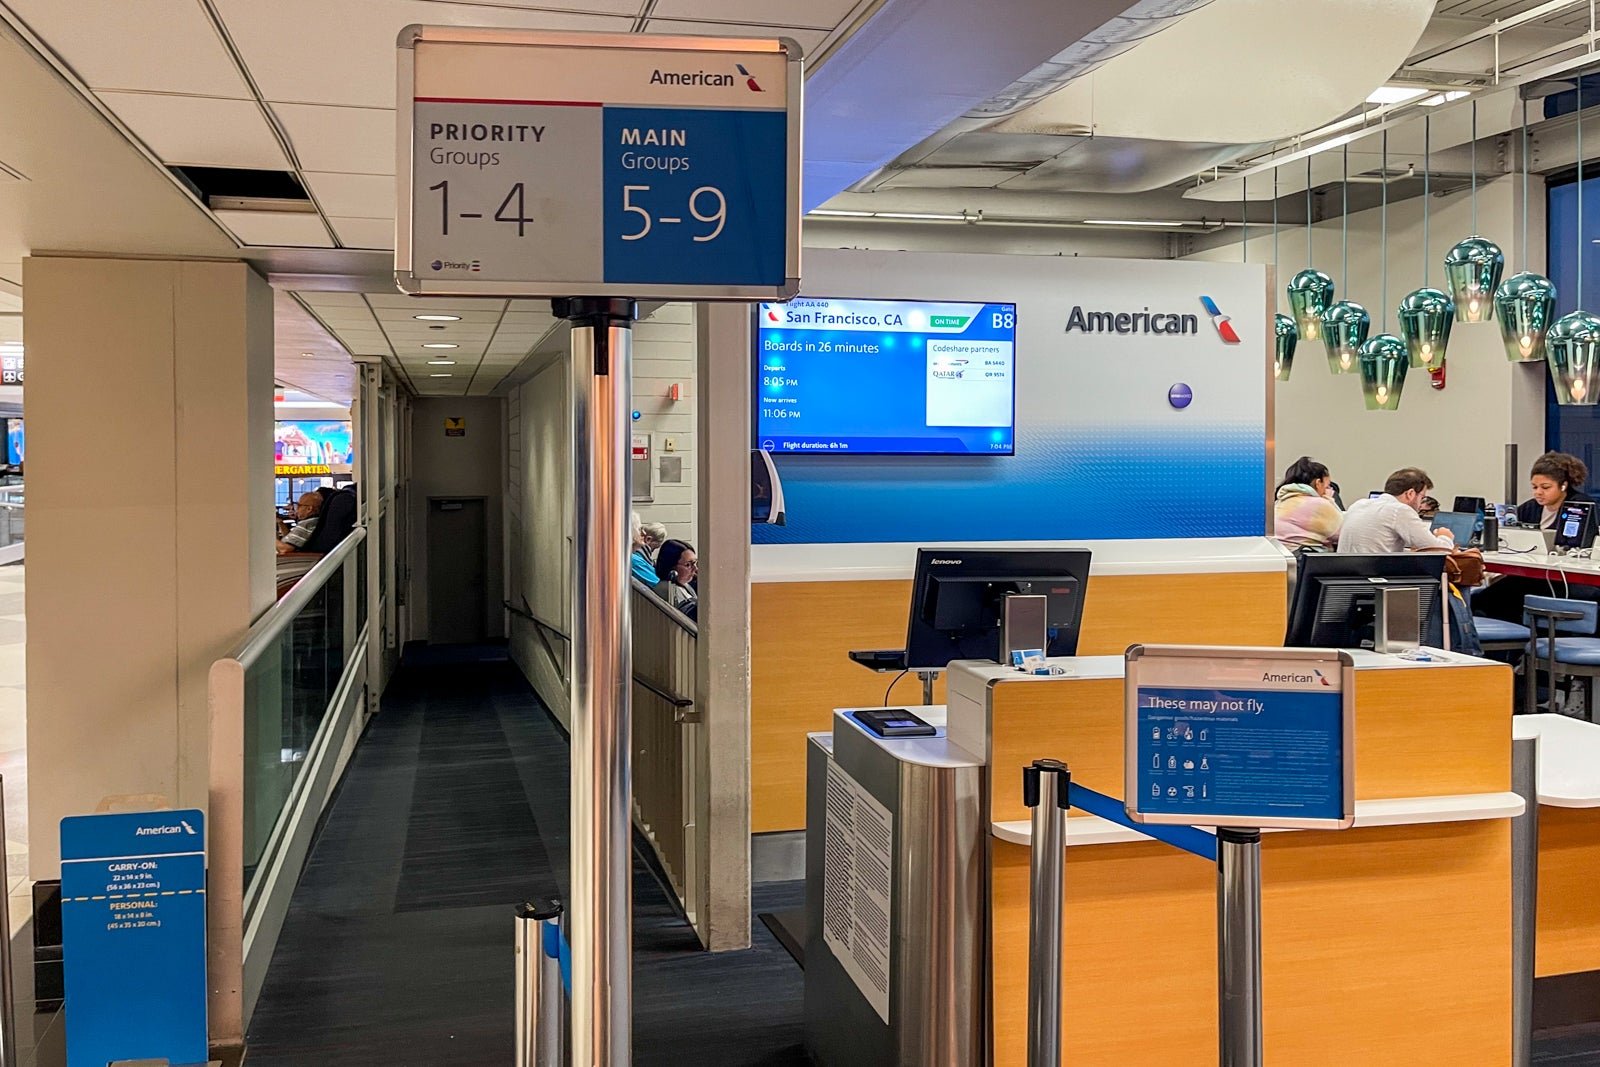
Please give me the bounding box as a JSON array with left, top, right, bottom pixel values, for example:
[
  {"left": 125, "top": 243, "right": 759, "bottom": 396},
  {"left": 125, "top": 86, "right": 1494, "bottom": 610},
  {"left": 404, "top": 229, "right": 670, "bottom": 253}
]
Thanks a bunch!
[
  {"left": 1126, "top": 648, "right": 1353, "bottom": 830},
  {"left": 61, "top": 810, "right": 207, "bottom": 1067}
]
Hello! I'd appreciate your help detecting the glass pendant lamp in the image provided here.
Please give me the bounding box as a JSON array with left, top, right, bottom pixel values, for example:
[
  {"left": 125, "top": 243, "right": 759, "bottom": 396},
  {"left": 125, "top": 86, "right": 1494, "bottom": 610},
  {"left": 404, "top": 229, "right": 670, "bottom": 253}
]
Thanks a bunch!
[
  {"left": 1275, "top": 313, "right": 1298, "bottom": 380},
  {"left": 1398, "top": 115, "right": 1455, "bottom": 370},
  {"left": 1495, "top": 101, "right": 1558, "bottom": 361},
  {"left": 1445, "top": 101, "right": 1504, "bottom": 321},
  {"left": 1287, "top": 157, "right": 1333, "bottom": 345},
  {"left": 1321, "top": 143, "right": 1367, "bottom": 372},
  {"left": 1550, "top": 75, "right": 1600, "bottom": 405},
  {"left": 1357, "top": 131, "right": 1409, "bottom": 410}
]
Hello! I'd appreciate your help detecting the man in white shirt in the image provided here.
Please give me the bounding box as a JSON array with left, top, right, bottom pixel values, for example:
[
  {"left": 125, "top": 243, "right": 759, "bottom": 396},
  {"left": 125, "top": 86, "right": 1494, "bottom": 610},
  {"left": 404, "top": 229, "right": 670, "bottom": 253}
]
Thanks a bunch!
[{"left": 1337, "top": 467, "right": 1456, "bottom": 553}]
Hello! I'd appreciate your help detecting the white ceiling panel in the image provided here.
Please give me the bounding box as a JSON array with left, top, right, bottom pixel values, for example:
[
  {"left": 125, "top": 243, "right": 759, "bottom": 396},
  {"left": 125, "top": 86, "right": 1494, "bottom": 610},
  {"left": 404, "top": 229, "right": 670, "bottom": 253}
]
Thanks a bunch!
[
  {"left": 299, "top": 291, "right": 370, "bottom": 308},
  {"left": 304, "top": 172, "right": 394, "bottom": 219},
  {"left": 365, "top": 293, "right": 502, "bottom": 310},
  {"left": 274, "top": 103, "right": 395, "bottom": 175},
  {"left": 215, "top": 0, "right": 633, "bottom": 108},
  {"left": 328, "top": 216, "right": 397, "bottom": 249},
  {"left": 648, "top": 0, "right": 857, "bottom": 30},
  {"left": 8, "top": 0, "right": 250, "bottom": 97},
  {"left": 98, "top": 92, "right": 289, "bottom": 170},
  {"left": 213, "top": 210, "right": 335, "bottom": 247},
  {"left": 642, "top": 20, "right": 829, "bottom": 53}
]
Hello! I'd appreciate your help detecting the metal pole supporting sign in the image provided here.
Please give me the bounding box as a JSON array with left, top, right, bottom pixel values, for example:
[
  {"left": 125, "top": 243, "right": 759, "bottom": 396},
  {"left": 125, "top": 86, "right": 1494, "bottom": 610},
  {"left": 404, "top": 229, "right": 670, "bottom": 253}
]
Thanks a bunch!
[
  {"left": 396, "top": 28, "right": 803, "bottom": 1067},
  {"left": 1125, "top": 646, "right": 1355, "bottom": 1065}
]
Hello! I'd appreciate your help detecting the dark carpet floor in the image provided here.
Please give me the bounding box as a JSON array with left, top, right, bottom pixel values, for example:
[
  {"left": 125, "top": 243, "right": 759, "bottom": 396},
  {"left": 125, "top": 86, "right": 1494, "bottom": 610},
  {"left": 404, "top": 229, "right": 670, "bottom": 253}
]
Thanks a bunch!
[{"left": 245, "top": 650, "right": 806, "bottom": 1066}]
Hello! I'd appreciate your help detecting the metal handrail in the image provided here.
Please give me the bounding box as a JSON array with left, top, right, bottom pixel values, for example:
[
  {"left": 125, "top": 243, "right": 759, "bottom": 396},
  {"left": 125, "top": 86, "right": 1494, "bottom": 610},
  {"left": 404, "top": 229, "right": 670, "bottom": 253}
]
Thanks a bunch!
[
  {"left": 505, "top": 598, "right": 569, "bottom": 641},
  {"left": 231, "top": 527, "right": 367, "bottom": 669},
  {"left": 506, "top": 597, "right": 692, "bottom": 707}
]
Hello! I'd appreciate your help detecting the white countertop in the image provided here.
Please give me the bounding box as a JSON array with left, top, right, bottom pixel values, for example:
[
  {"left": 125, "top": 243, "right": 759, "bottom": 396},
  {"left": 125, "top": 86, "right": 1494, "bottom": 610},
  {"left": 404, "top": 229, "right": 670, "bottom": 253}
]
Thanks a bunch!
[
  {"left": 949, "top": 648, "right": 1499, "bottom": 690},
  {"left": 831, "top": 707, "right": 986, "bottom": 769},
  {"left": 992, "top": 792, "right": 1526, "bottom": 848},
  {"left": 1484, "top": 550, "right": 1600, "bottom": 577},
  {"left": 1513, "top": 713, "right": 1600, "bottom": 807},
  {"left": 751, "top": 536, "right": 1291, "bottom": 583}
]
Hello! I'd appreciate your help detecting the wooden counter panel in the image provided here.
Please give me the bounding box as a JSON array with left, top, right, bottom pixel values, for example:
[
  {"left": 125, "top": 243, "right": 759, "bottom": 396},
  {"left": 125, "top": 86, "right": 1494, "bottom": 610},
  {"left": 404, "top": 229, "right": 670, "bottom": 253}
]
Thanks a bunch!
[
  {"left": 752, "top": 570, "right": 1286, "bottom": 833},
  {"left": 1076, "top": 570, "right": 1287, "bottom": 654},
  {"left": 992, "top": 820, "right": 1512, "bottom": 1065},
  {"left": 1535, "top": 805, "right": 1600, "bottom": 977},
  {"left": 984, "top": 662, "right": 1513, "bottom": 824}
]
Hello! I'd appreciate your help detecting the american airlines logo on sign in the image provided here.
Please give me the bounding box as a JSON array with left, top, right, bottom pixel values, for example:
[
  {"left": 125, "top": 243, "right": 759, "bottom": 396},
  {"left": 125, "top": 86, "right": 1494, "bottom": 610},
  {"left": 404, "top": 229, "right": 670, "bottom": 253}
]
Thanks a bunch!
[{"left": 1064, "top": 296, "right": 1241, "bottom": 343}]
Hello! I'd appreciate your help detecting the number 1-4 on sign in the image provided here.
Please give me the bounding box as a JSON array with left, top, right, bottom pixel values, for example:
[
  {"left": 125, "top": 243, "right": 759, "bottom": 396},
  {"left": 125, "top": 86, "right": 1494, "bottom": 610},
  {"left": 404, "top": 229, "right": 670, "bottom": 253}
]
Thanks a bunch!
[{"left": 427, "top": 181, "right": 536, "bottom": 236}]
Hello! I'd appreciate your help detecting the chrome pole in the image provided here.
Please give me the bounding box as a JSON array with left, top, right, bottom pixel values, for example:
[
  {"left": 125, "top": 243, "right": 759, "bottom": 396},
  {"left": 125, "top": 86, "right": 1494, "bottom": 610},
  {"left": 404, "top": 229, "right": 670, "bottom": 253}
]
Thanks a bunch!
[
  {"left": 0, "top": 775, "right": 13, "bottom": 1067},
  {"left": 560, "top": 297, "right": 637, "bottom": 1067},
  {"left": 919, "top": 670, "right": 937, "bottom": 706},
  {"left": 517, "top": 899, "right": 566, "bottom": 1067},
  {"left": 1506, "top": 443, "right": 1520, "bottom": 509},
  {"left": 1512, "top": 737, "right": 1539, "bottom": 1067},
  {"left": 1023, "top": 759, "right": 1070, "bottom": 1067},
  {"left": 1217, "top": 828, "right": 1263, "bottom": 1067}
]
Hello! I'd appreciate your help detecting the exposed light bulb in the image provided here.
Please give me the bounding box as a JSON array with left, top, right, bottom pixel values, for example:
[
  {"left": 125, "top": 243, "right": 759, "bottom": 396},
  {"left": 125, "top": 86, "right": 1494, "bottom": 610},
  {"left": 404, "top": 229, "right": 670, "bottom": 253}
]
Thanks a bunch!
[
  {"left": 1340, "top": 352, "right": 1351, "bottom": 368},
  {"left": 1469, "top": 299, "right": 1480, "bottom": 314},
  {"left": 1421, "top": 342, "right": 1432, "bottom": 357},
  {"left": 1575, "top": 378, "right": 1589, "bottom": 401},
  {"left": 1377, "top": 385, "right": 1388, "bottom": 402},
  {"left": 1306, "top": 324, "right": 1318, "bottom": 340}
]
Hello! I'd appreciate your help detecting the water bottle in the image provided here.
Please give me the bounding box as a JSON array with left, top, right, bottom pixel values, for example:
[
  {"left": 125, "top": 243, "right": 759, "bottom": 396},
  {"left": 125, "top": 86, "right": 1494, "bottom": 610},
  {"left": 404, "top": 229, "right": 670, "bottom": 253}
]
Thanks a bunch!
[{"left": 1483, "top": 509, "right": 1499, "bottom": 553}]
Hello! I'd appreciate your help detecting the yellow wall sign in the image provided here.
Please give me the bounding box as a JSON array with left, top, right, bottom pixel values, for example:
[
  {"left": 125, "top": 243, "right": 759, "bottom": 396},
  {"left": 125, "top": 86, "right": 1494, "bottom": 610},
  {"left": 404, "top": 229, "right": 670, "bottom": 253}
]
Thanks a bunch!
[
  {"left": 275, "top": 464, "right": 332, "bottom": 476},
  {"left": 445, "top": 417, "right": 466, "bottom": 437}
]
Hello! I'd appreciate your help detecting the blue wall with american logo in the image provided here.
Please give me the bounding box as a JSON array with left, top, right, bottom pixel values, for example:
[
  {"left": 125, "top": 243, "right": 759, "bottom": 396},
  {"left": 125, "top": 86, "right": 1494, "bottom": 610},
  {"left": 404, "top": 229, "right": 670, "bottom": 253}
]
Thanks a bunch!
[{"left": 754, "top": 249, "right": 1270, "bottom": 545}]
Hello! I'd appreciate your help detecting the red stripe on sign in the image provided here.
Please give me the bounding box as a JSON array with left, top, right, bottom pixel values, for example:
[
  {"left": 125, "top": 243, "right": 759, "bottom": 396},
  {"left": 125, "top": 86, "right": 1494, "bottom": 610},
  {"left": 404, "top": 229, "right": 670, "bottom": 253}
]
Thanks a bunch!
[{"left": 414, "top": 96, "right": 603, "bottom": 107}]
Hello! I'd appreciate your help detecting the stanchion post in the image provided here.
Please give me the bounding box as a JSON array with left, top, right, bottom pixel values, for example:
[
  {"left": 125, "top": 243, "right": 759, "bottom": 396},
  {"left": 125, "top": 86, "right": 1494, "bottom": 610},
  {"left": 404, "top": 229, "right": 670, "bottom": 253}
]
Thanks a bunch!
[
  {"left": 516, "top": 899, "right": 566, "bottom": 1067},
  {"left": 1023, "top": 759, "right": 1070, "bottom": 1067},
  {"left": 1217, "top": 828, "right": 1263, "bottom": 1067},
  {"left": 558, "top": 296, "right": 637, "bottom": 1067},
  {"left": 0, "top": 775, "right": 13, "bottom": 1067},
  {"left": 1512, "top": 736, "right": 1539, "bottom": 1067}
]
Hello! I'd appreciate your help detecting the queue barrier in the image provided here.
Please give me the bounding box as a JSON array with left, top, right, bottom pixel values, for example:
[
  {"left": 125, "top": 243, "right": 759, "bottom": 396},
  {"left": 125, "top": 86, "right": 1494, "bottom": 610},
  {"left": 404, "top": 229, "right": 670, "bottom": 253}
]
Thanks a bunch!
[{"left": 516, "top": 899, "right": 570, "bottom": 1067}]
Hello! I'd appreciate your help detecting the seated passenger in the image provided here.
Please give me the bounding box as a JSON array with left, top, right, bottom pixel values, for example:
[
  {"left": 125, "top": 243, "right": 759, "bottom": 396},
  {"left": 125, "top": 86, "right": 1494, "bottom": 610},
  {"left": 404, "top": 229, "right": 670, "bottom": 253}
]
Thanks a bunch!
[
  {"left": 1273, "top": 456, "right": 1342, "bottom": 550},
  {"left": 1516, "top": 451, "right": 1592, "bottom": 528},
  {"left": 653, "top": 539, "right": 697, "bottom": 613},
  {"left": 276, "top": 492, "right": 324, "bottom": 556},
  {"left": 1337, "top": 467, "right": 1455, "bottom": 553},
  {"left": 630, "top": 517, "right": 668, "bottom": 586}
]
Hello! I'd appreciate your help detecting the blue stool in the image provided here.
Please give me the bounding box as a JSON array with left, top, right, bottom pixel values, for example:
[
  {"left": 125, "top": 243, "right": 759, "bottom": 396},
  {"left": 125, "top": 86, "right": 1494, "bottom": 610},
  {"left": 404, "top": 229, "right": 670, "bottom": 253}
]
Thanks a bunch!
[
  {"left": 1524, "top": 596, "right": 1600, "bottom": 718},
  {"left": 1470, "top": 586, "right": 1531, "bottom": 654}
]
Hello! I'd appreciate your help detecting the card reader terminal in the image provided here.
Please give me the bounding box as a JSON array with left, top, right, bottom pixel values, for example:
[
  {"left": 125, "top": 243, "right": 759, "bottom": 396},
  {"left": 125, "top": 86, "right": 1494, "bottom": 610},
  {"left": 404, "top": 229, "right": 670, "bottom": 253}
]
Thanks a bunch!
[{"left": 853, "top": 709, "right": 938, "bottom": 738}]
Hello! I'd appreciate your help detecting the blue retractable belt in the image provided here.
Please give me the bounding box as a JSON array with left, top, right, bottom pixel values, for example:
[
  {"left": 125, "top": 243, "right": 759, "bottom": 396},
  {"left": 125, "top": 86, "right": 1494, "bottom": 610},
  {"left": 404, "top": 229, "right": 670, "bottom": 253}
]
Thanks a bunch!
[
  {"left": 541, "top": 916, "right": 572, "bottom": 995},
  {"left": 1067, "top": 781, "right": 1218, "bottom": 862}
]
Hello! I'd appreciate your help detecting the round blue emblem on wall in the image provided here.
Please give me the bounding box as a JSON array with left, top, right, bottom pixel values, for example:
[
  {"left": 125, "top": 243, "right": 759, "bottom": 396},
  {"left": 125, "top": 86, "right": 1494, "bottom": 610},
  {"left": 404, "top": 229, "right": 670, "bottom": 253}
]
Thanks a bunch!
[{"left": 1168, "top": 383, "right": 1193, "bottom": 409}]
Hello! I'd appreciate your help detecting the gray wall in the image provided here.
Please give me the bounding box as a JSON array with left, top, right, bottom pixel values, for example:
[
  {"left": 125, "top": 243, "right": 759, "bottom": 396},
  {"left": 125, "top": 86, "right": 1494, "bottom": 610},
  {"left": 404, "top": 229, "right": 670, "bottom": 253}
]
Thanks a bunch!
[{"left": 408, "top": 395, "right": 505, "bottom": 643}]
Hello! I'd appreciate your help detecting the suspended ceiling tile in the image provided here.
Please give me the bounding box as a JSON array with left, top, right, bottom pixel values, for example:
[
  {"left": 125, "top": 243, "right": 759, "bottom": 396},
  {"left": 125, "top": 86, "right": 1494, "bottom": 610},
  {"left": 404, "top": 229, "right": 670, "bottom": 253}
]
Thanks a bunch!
[
  {"left": 8, "top": 0, "right": 250, "bottom": 97},
  {"left": 304, "top": 171, "right": 393, "bottom": 219},
  {"left": 215, "top": 0, "right": 632, "bottom": 108},
  {"left": 97, "top": 92, "right": 289, "bottom": 170},
  {"left": 213, "top": 209, "right": 334, "bottom": 247},
  {"left": 648, "top": 0, "right": 857, "bottom": 31},
  {"left": 366, "top": 292, "right": 501, "bottom": 310},
  {"left": 642, "top": 20, "right": 829, "bottom": 53},
  {"left": 328, "top": 216, "right": 396, "bottom": 249},
  {"left": 275, "top": 103, "right": 396, "bottom": 176},
  {"left": 297, "top": 291, "right": 370, "bottom": 307}
]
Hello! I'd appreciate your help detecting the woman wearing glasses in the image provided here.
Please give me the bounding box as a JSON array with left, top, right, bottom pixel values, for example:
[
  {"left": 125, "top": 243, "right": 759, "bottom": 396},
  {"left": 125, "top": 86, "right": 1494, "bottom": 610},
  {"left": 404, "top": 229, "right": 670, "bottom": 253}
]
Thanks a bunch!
[{"left": 653, "top": 539, "right": 698, "bottom": 616}]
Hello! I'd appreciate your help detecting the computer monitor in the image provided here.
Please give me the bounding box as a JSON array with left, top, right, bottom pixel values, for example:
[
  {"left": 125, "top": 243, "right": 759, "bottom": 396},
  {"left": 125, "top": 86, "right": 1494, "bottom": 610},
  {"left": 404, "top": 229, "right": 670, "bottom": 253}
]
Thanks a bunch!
[
  {"left": 1555, "top": 499, "right": 1597, "bottom": 551},
  {"left": 1431, "top": 511, "right": 1478, "bottom": 547},
  {"left": 1285, "top": 553, "right": 1448, "bottom": 650},
  {"left": 904, "top": 548, "right": 1091, "bottom": 669},
  {"left": 1453, "top": 496, "right": 1487, "bottom": 517}
]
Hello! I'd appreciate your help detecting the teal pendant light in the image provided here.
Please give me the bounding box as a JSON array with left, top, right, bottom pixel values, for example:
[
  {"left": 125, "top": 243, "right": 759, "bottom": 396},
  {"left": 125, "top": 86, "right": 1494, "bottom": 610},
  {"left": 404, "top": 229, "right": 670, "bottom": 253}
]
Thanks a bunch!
[
  {"left": 1322, "top": 142, "right": 1367, "bottom": 372},
  {"left": 1287, "top": 156, "right": 1333, "bottom": 344},
  {"left": 1398, "top": 114, "right": 1455, "bottom": 370},
  {"left": 1275, "top": 313, "right": 1298, "bottom": 380},
  {"left": 1357, "top": 130, "right": 1409, "bottom": 411},
  {"left": 1445, "top": 100, "right": 1505, "bottom": 321},
  {"left": 1496, "top": 101, "right": 1557, "bottom": 361},
  {"left": 1550, "top": 74, "right": 1600, "bottom": 405},
  {"left": 1359, "top": 334, "right": 1410, "bottom": 410}
]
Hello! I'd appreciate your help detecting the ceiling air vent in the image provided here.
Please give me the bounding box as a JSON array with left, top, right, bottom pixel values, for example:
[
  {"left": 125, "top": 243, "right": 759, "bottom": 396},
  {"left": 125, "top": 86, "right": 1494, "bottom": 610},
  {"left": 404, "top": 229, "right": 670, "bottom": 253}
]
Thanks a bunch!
[{"left": 168, "top": 166, "right": 314, "bottom": 213}]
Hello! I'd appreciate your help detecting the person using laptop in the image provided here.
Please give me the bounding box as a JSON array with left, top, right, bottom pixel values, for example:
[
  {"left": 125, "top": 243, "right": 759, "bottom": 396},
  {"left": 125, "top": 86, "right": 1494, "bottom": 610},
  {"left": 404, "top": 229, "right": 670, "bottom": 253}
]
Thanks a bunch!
[
  {"left": 1273, "top": 456, "right": 1343, "bottom": 550},
  {"left": 1516, "top": 451, "right": 1592, "bottom": 529},
  {"left": 1338, "top": 467, "right": 1456, "bottom": 553}
]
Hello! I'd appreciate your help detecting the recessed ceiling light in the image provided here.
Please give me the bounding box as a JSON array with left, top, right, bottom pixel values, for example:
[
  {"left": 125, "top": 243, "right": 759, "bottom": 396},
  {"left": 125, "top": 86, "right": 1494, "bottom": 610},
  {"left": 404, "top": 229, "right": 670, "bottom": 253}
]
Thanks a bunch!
[
  {"left": 427, "top": 359, "right": 456, "bottom": 365},
  {"left": 414, "top": 314, "right": 461, "bottom": 321},
  {"left": 422, "top": 343, "right": 458, "bottom": 349},
  {"left": 300, "top": 351, "right": 315, "bottom": 357},
  {"left": 429, "top": 372, "right": 453, "bottom": 377},
  {"left": 1366, "top": 85, "right": 1429, "bottom": 105}
]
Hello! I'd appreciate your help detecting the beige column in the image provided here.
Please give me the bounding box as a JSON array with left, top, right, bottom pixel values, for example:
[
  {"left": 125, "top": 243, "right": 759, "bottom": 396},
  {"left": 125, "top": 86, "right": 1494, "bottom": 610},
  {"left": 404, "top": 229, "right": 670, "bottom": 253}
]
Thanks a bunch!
[
  {"left": 24, "top": 256, "right": 275, "bottom": 879},
  {"left": 694, "top": 302, "right": 752, "bottom": 951}
]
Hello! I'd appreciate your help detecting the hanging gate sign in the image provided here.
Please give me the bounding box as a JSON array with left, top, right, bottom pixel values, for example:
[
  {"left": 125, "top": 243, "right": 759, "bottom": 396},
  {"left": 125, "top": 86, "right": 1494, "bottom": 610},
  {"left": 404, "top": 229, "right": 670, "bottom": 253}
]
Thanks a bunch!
[{"left": 396, "top": 26, "right": 802, "bottom": 301}]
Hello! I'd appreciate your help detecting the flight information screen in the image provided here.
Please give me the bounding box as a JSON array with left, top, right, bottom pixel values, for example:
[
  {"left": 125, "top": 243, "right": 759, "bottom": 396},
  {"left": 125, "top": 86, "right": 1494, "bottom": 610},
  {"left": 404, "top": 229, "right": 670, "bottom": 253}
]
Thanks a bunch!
[{"left": 754, "top": 297, "right": 1017, "bottom": 455}]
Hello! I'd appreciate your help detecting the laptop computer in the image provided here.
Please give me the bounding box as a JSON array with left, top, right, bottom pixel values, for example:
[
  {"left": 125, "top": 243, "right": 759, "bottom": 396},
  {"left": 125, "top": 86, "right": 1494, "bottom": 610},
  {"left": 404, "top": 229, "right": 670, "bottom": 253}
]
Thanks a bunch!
[
  {"left": 1497, "top": 526, "right": 1557, "bottom": 554},
  {"left": 1431, "top": 510, "right": 1479, "bottom": 548}
]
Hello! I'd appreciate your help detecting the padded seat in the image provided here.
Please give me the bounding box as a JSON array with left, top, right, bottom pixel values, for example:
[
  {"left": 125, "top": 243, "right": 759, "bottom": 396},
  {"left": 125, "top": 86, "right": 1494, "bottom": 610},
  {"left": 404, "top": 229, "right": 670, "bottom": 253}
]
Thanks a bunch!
[
  {"left": 1475, "top": 617, "right": 1531, "bottom": 644},
  {"left": 1533, "top": 638, "right": 1600, "bottom": 665}
]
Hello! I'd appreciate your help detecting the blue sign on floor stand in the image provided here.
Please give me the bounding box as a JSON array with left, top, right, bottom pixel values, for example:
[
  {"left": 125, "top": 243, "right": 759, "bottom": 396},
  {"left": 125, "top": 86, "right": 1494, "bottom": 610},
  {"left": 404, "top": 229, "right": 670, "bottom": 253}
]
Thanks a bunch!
[
  {"left": 61, "top": 809, "right": 207, "bottom": 1067},
  {"left": 1124, "top": 646, "right": 1355, "bottom": 831}
]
